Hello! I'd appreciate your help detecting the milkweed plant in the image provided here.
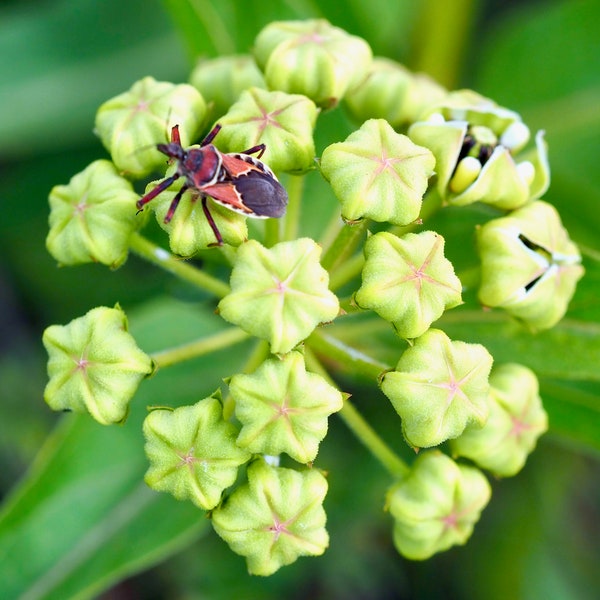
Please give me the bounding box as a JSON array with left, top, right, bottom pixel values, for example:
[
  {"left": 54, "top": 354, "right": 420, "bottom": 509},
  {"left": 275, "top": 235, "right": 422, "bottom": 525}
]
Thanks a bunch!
[{"left": 43, "top": 19, "right": 582, "bottom": 575}]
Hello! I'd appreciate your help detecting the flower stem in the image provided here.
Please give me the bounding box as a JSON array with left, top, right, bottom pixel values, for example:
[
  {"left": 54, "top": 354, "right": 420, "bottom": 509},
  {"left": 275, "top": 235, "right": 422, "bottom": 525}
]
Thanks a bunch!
[
  {"left": 328, "top": 253, "right": 364, "bottom": 291},
  {"left": 282, "top": 174, "right": 305, "bottom": 242},
  {"left": 150, "top": 327, "right": 250, "bottom": 368},
  {"left": 320, "top": 219, "right": 368, "bottom": 273},
  {"left": 222, "top": 339, "right": 271, "bottom": 420},
  {"left": 264, "top": 217, "right": 281, "bottom": 247},
  {"left": 129, "top": 232, "right": 230, "bottom": 298},
  {"left": 304, "top": 347, "right": 409, "bottom": 478},
  {"left": 306, "top": 327, "right": 390, "bottom": 380}
]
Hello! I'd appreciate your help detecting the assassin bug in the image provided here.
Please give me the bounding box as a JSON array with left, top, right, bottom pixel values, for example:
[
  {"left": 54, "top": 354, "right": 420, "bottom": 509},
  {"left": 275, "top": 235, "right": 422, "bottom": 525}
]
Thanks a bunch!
[{"left": 136, "top": 124, "right": 288, "bottom": 245}]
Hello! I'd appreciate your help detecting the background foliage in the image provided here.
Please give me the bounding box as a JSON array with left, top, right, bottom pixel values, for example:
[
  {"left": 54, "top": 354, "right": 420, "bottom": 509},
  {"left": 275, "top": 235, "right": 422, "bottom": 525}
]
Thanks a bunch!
[{"left": 0, "top": 0, "right": 598, "bottom": 598}]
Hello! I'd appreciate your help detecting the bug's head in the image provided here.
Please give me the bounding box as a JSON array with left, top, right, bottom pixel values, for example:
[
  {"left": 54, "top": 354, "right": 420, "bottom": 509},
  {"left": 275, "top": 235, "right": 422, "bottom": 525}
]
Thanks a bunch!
[{"left": 156, "top": 142, "right": 186, "bottom": 161}]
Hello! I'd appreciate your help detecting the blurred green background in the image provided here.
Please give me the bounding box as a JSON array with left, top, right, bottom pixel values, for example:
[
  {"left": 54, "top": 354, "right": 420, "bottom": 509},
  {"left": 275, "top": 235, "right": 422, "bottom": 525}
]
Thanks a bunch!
[{"left": 1, "top": 0, "right": 599, "bottom": 598}]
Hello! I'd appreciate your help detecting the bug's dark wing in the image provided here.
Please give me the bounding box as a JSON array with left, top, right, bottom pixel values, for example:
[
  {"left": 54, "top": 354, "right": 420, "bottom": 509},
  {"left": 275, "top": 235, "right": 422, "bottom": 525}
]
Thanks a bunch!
[{"left": 233, "top": 171, "right": 288, "bottom": 218}]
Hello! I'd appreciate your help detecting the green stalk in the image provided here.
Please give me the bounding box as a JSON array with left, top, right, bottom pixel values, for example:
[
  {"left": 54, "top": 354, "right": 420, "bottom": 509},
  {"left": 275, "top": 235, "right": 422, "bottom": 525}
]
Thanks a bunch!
[
  {"left": 264, "top": 217, "right": 281, "bottom": 247},
  {"left": 151, "top": 327, "right": 250, "bottom": 368},
  {"left": 320, "top": 219, "right": 368, "bottom": 273},
  {"left": 304, "top": 347, "right": 409, "bottom": 478},
  {"left": 222, "top": 339, "right": 271, "bottom": 420},
  {"left": 411, "top": 0, "right": 478, "bottom": 89},
  {"left": 282, "top": 174, "right": 305, "bottom": 242},
  {"left": 129, "top": 233, "right": 230, "bottom": 298},
  {"left": 306, "top": 327, "right": 390, "bottom": 380}
]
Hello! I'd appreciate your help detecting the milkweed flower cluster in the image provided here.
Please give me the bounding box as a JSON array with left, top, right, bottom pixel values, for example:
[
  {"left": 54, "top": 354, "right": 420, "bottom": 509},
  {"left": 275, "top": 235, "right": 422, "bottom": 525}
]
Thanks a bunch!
[{"left": 43, "top": 18, "right": 582, "bottom": 574}]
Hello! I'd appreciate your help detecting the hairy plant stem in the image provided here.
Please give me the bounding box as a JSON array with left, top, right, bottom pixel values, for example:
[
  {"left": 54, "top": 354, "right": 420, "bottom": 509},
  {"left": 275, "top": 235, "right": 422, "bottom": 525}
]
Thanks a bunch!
[
  {"left": 304, "top": 347, "right": 409, "bottom": 478},
  {"left": 129, "top": 233, "right": 230, "bottom": 298},
  {"left": 150, "top": 327, "right": 250, "bottom": 368}
]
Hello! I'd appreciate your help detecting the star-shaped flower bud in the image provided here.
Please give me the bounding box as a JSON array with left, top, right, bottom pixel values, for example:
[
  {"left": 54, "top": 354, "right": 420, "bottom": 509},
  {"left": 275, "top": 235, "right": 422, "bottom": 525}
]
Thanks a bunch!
[
  {"left": 218, "top": 239, "right": 340, "bottom": 354},
  {"left": 355, "top": 231, "right": 462, "bottom": 339},
  {"left": 450, "top": 364, "right": 548, "bottom": 477},
  {"left": 477, "top": 200, "right": 584, "bottom": 330},
  {"left": 47, "top": 160, "right": 142, "bottom": 268},
  {"left": 143, "top": 394, "right": 251, "bottom": 510},
  {"left": 145, "top": 174, "right": 248, "bottom": 254},
  {"left": 95, "top": 76, "right": 206, "bottom": 178},
  {"left": 189, "top": 55, "right": 266, "bottom": 119},
  {"left": 380, "top": 329, "right": 493, "bottom": 448},
  {"left": 211, "top": 458, "right": 329, "bottom": 575},
  {"left": 214, "top": 87, "right": 319, "bottom": 173},
  {"left": 320, "top": 119, "right": 435, "bottom": 225},
  {"left": 42, "top": 306, "right": 153, "bottom": 425},
  {"left": 228, "top": 352, "right": 343, "bottom": 463},
  {"left": 253, "top": 19, "right": 372, "bottom": 109},
  {"left": 386, "top": 451, "right": 491, "bottom": 560},
  {"left": 344, "top": 57, "right": 447, "bottom": 129},
  {"left": 408, "top": 90, "right": 549, "bottom": 209}
]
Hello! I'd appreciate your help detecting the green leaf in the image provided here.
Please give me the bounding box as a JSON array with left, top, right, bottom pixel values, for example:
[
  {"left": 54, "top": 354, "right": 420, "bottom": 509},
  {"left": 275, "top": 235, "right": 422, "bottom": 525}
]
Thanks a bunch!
[{"left": 0, "top": 298, "right": 254, "bottom": 599}]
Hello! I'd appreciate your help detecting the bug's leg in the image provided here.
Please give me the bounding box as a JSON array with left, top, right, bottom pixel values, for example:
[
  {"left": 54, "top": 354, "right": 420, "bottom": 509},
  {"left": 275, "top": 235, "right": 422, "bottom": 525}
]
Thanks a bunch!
[
  {"left": 200, "top": 124, "right": 223, "bottom": 147},
  {"left": 136, "top": 174, "right": 180, "bottom": 212},
  {"left": 201, "top": 196, "right": 224, "bottom": 246},
  {"left": 164, "top": 185, "right": 189, "bottom": 223},
  {"left": 241, "top": 144, "right": 266, "bottom": 158},
  {"left": 170, "top": 124, "right": 181, "bottom": 145}
]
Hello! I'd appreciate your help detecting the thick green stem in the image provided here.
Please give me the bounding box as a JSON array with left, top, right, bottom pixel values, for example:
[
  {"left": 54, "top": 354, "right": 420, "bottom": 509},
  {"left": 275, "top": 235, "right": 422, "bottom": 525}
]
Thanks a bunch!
[
  {"left": 306, "top": 327, "right": 390, "bottom": 380},
  {"left": 282, "top": 174, "right": 305, "bottom": 242},
  {"left": 129, "top": 233, "right": 230, "bottom": 298},
  {"left": 264, "top": 217, "right": 281, "bottom": 247},
  {"left": 321, "top": 219, "right": 368, "bottom": 273},
  {"left": 411, "top": 0, "right": 478, "bottom": 89},
  {"left": 150, "top": 327, "right": 250, "bottom": 368},
  {"left": 304, "top": 347, "right": 409, "bottom": 478}
]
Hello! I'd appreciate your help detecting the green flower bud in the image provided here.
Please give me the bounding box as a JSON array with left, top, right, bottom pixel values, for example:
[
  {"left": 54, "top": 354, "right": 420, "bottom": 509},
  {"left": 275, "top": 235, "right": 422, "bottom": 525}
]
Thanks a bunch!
[
  {"left": 344, "top": 57, "right": 447, "bottom": 129},
  {"left": 320, "top": 119, "right": 435, "bottom": 225},
  {"left": 143, "top": 394, "right": 251, "bottom": 510},
  {"left": 386, "top": 451, "right": 491, "bottom": 560},
  {"left": 380, "top": 329, "right": 493, "bottom": 448},
  {"left": 144, "top": 174, "right": 248, "bottom": 254},
  {"left": 218, "top": 238, "right": 339, "bottom": 354},
  {"left": 47, "top": 160, "right": 142, "bottom": 268},
  {"left": 95, "top": 76, "right": 206, "bottom": 178},
  {"left": 228, "top": 352, "right": 343, "bottom": 463},
  {"left": 450, "top": 364, "right": 548, "bottom": 477},
  {"left": 408, "top": 90, "right": 550, "bottom": 209},
  {"left": 355, "top": 231, "right": 462, "bottom": 339},
  {"left": 253, "top": 19, "right": 372, "bottom": 108},
  {"left": 211, "top": 458, "right": 329, "bottom": 575},
  {"left": 214, "top": 87, "right": 319, "bottom": 173},
  {"left": 42, "top": 306, "right": 153, "bottom": 425},
  {"left": 189, "top": 55, "right": 266, "bottom": 119},
  {"left": 477, "top": 200, "right": 584, "bottom": 330}
]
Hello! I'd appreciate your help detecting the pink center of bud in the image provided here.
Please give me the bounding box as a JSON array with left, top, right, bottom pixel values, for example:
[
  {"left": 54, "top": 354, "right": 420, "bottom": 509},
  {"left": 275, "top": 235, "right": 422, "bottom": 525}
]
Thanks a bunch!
[
  {"left": 250, "top": 106, "right": 284, "bottom": 135},
  {"left": 266, "top": 515, "right": 290, "bottom": 540}
]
